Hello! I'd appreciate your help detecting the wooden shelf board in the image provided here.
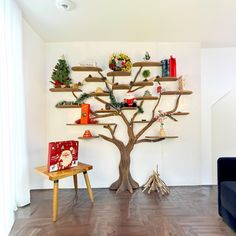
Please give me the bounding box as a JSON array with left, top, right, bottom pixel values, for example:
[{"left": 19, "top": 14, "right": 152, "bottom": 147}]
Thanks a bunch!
[
  {"left": 67, "top": 123, "right": 116, "bottom": 126},
  {"left": 161, "top": 90, "right": 193, "bottom": 95},
  {"left": 85, "top": 76, "right": 104, "bottom": 82},
  {"left": 121, "top": 107, "right": 137, "bottom": 110},
  {"left": 131, "top": 81, "right": 153, "bottom": 86},
  {"left": 94, "top": 110, "right": 117, "bottom": 113},
  {"left": 112, "top": 82, "right": 153, "bottom": 90},
  {"left": 136, "top": 96, "right": 159, "bottom": 100},
  {"left": 172, "top": 112, "right": 190, "bottom": 116},
  {"left": 155, "top": 77, "right": 178, "bottom": 82},
  {"left": 56, "top": 104, "right": 81, "bottom": 108},
  {"left": 50, "top": 88, "right": 82, "bottom": 92},
  {"left": 91, "top": 92, "right": 110, "bottom": 97},
  {"left": 133, "top": 61, "right": 162, "bottom": 67},
  {"left": 133, "top": 120, "right": 150, "bottom": 123},
  {"left": 78, "top": 136, "right": 99, "bottom": 139},
  {"left": 145, "top": 136, "right": 178, "bottom": 139},
  {"left": 107, "top": 71, "right": 131, "bottom": 77},
  {"left": 71, "top": 66, "right": 102, "bottom": 72}
]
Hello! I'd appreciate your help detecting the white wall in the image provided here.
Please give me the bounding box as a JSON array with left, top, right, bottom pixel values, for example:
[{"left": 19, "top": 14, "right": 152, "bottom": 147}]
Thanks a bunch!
[
  {"left": 22, "top": 20, "right": 47, "bottom": 189},
  {"left": 212, "top": 88, "right": 236, "bottom": 183},
  {"left": 35, "top": 42, "right": 201, "bottom": 189},
  {"left": 201, "top": 48, "right": 236, "bottom": 184}
]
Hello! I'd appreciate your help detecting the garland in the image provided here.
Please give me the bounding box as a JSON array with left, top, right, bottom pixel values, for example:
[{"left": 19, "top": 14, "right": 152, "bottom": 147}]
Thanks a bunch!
[{"left": 76, "top": 93, "right": 91, "bottom": 104}]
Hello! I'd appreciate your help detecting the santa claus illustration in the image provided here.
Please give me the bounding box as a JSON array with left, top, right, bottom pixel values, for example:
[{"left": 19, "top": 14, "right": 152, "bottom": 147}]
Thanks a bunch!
[{"left": 58, "top": 149, "right": 73, "bottom": 170}]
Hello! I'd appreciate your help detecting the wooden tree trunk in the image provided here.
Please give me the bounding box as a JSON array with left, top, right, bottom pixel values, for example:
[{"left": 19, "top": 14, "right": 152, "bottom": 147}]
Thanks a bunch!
[{"left": 109, "top": 147, "right": 139, "bottom": 193}]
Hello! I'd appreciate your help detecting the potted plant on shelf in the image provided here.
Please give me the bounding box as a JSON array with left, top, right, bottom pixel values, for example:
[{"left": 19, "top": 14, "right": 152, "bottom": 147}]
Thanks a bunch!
[
  {"left": 51, "top": 55, "right": 72, "bottom": 88},
  {"left": 142, "top": 69, "right": 151, "bottom": 81}
]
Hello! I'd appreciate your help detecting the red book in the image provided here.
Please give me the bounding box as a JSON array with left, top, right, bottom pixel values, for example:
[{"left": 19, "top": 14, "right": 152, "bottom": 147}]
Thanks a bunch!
[
  {"left": 47, "top": 140, "right": 79, "bottom": 172},
  {"left": 169, "top": 55, "right": 176, "bottom": 77}
]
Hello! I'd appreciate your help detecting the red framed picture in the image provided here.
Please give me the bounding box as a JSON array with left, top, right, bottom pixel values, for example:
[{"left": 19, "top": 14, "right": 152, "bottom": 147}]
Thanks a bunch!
[{"left": 47, "top": 140, "right": 79, "bottom": 172}]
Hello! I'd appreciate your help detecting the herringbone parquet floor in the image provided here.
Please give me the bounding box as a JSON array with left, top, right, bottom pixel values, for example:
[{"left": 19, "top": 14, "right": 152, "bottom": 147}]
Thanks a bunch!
[{"left": 10, "top": 186, "right": 236, "bottom": 236}]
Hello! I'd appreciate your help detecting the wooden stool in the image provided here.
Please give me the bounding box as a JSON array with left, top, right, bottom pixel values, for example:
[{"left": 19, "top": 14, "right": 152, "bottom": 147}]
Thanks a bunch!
[{"left": 35, "top": 162, "right": 94, "bottom": 222}]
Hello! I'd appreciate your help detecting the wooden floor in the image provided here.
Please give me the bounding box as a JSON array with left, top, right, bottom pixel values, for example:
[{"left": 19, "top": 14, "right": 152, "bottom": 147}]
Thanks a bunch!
[{"left": 10, "top": 186, "right": 235, "bottom": 236}]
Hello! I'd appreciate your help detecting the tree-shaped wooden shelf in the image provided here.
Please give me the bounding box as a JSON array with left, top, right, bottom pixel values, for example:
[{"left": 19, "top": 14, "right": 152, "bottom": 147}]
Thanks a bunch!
[
  {"left": 145, "top": 136, "right": 178, "bottom": 139},
  {"left": 133, "top": 61, "right": 162, "bottom": 67},
  {"left": 161, "top": 90, "right": 193, "bottom": 95},
  {"left": 55, "top": 104, "right": 81, "bottom": 108},
  {"left": 52, "top": 57, "right": 192, "bottom": 194},
  {"left": 67, "top": 123, "right": 116, "bottom": 126},
  {"left": 78, "top": 136, "right": 99, "bottom": 139},
  {"left": 136, "top": 96, "right": 159, "bottom": 100},
  {"left": 71, "top": 66, "right": 102, "bottom": 72},
  {"left": 50, "top": 88, "right": 82, "bottom": 92},
  {"left": 154, "top": 77, "right": 178, "bottom": 82},
  {"left": 107, "top": 71, "right": 131, "bottom": 77}
]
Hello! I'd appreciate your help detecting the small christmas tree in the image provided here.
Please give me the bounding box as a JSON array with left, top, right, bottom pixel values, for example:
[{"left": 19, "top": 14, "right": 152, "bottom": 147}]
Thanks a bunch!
[{"left": 51, "top": 55, "right": 72, "bottom": 87}]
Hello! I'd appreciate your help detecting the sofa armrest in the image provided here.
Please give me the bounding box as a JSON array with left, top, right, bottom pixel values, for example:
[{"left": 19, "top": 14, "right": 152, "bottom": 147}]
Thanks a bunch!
[
  {"left": 217, "top": 157, "right": 236, "bottom": 216},
  {"left": 218, "top": 157, "right": 236, "bottom": 183}
]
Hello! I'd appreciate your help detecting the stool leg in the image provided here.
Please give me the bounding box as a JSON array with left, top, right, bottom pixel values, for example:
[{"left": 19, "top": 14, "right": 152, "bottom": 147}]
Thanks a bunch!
[
  {"left": 83, "top": 171, "right": 94, "bottom": 203},
  {"left": 73, "top": 174, "right": 78, "bottom": 194},
  {"left": 53, "top": 180, "right": 59, "bottom": 222}
]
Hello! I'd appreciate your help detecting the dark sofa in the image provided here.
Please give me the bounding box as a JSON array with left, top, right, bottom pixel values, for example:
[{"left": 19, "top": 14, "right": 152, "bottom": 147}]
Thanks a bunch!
[{"left": 217, "top": 157, "right": 236, "bottom": 232}]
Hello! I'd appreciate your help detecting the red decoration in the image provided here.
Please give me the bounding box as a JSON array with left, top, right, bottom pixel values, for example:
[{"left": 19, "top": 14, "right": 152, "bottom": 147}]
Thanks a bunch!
[
  {"left": 83, "top": 130, "right": 93, "bottom": 138},
  {"left": 80, "top": 104, "right": 90, "bottom": 124},
  {"left": 169, "top": 55, "right": 176, "bottom": 77},
  {"left": 47, "top": 140, "right": 79, "bottom": 172},
  {"left": 124, "top": 92, "right": 137, "bottom": 107},
  {"left": 156, "top": 85, "right": 162, "bottom": 94}
]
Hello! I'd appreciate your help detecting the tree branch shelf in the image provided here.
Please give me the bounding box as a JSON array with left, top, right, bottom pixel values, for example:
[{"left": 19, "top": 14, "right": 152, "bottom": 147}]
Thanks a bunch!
[
  {"left": 90, "top": 92, "right": 109, "bottom": 97},
  {"left": 78, "top": 136, "right": 99, "bottom": 139},
  {"left": 161, "top": 90, "right": 193, "bottom": 95},
  {"left": 136, "top": 96, "right": 159, "bottom": 100},
  {"left": 50, "top": 88, "right": 82, "bottom": 92},
  {"left": 133, "top": 61, "right": 162, "bottom": 67},
  {"left": 84, "top": 76, "right": 104, "bottom": 82},
  {"left": 145, "top": 136, "right": 178, "bottom": 139},
  {"left": 71, "top": 66, "right": 102, "bottom": 72},
  {"left": 107, "top": 71, "right": 131, "bottom": 77},
  {"left": 172, "top": 112, "right": 190, "bottom": 115},
  {"left": 67, "top": 123, "right": 116, "bottom": 126},
  {"left": 112, "top": 82, "right": 153, "bottom": 90},
  {"left": 94, "top": 110, "right": 117, "bottom": 113},
  {"left": 154, "top": 77, "right": 178, "bottom": 82},
  {"left": 56, "top": 104, "right": 81, "bottom": 108}
]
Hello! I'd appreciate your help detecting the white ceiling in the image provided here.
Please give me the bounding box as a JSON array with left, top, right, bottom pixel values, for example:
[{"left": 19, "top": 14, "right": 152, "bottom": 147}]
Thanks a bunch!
[{"left": 16, "top": 0, "right": 236, "bottom": 47}]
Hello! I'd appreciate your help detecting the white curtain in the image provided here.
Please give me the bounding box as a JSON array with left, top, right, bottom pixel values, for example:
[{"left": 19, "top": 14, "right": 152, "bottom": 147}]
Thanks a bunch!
[{"left": 0, "top": 0, "right": 30, "bottom": 235}]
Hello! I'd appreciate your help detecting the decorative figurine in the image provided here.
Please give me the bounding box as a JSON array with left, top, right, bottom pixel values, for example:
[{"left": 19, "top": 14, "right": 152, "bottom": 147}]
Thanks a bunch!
[
  {"left": 124, "top": 92, "right": 137, "bottom": 107},
  {"left": 143, "top": 51, "right": 151, "bottom": 61},
  {"left": 95, "top": 87, "right": 104, "bottom": 93}
]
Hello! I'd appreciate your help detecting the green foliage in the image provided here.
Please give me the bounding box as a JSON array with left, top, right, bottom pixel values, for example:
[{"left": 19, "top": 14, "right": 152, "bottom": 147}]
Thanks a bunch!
[
  {"left": 137, "top": 105, "right": 144, "bottom": 113},
  {"left": 51, "top": 58, "right": 72, "bottom": 86},
  {"left": 142, "top": 70, "right": 151, "bottom": 79},
  {"left": 109, "top": 92, "right": 124, "bottom": 109},
  {"left": 76, "top": 93, "right": 91, "bottom": 104}
]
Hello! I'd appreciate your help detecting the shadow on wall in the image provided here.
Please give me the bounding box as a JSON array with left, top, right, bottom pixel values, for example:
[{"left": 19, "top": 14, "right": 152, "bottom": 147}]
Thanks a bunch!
[{"left": 212, "top": 87, "right": 236, "bottom": 183}]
